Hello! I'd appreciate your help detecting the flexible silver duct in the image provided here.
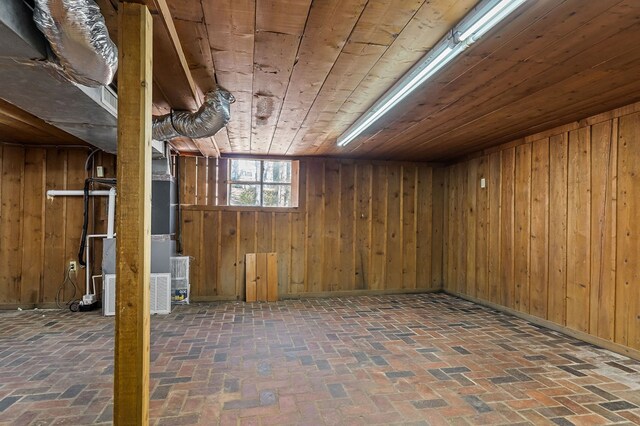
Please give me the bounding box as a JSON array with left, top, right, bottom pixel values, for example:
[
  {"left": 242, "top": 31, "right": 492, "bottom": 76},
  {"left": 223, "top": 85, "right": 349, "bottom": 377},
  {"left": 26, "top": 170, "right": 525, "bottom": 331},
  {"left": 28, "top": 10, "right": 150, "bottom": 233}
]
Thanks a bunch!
[
  {"left": 33, "top": 0, "right": 118, "bottom": 87},
  {"left": 152, "top": 87, "right": 235, "bottom": 141}
]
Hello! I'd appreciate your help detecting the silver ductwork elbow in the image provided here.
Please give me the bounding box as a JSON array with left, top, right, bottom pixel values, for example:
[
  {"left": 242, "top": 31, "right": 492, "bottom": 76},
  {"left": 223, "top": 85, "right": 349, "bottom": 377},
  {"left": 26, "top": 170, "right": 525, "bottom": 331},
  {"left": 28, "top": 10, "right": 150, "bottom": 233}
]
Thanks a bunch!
[
  {"left": 152, "top": 87, "right": 235, "bottom": 142},
  {"left": 33, "top": 0, "right": 118, "bottom": 87}
]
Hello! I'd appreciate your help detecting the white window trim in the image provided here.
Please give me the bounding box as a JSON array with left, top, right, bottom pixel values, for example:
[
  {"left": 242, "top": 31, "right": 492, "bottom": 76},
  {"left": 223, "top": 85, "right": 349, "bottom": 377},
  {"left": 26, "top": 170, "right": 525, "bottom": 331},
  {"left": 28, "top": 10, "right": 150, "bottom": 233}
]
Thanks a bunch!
[{"left": 228, "top": 159, "right": 294, "bottom": 208}]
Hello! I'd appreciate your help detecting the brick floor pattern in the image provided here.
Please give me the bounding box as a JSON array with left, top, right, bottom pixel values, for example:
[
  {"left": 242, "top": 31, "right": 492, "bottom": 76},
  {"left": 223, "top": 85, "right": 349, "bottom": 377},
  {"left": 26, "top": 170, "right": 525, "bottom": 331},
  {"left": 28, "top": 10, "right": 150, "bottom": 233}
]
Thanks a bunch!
[{"left": 1, "top": 293, "right": 640, "bottom": 425}]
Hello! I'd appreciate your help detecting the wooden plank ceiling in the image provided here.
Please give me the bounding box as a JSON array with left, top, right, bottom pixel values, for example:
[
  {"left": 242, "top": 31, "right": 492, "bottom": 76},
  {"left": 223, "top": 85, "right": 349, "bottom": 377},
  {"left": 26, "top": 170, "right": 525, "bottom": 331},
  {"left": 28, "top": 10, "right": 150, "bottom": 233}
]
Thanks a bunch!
[
  {"left": 154, "top": 0, "right": 640, "bottom": 160},
  {"left": 2, "top": 0, "right": 640, "bottom": 161},
  {"left": 164, "top": 0, "right": 482, "bottom": 159}
]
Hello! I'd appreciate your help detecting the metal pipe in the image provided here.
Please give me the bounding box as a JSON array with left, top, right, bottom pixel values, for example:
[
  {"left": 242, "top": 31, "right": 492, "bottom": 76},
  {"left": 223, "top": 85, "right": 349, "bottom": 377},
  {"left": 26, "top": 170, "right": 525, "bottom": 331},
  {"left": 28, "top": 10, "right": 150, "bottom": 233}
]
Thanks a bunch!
[
  {"left": 48, "top": 188, "right": 117, "bottom": 303},
  {"left": 91, "top": 275, "right": 102, "bottom": 300},
  {"left": 84, "top": 233, "right": 110, "bottom": 304},
  {"left": 33, "top": 0, "right": 118, "bottom": 87},
  {"left": 47, "top": 190, "right": 111, "bottom": 197},
  {"left": 107, "top": 187, "right": 116, "bottom": 238},
  {"left": 152, "top": 87, "right": 234, "bottom": 141},
  {"left": 86, "top": 233, "right": 105, "bottom": 299},
  {"left": 46, "top": 188, "right": 117, "bottom": 234}
]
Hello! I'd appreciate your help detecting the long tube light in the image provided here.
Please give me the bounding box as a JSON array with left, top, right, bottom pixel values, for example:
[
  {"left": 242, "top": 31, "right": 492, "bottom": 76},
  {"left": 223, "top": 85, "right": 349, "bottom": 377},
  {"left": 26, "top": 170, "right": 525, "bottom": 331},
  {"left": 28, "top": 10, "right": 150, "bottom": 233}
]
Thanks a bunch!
[
  {"left": 458, "top": 0, "right": 528, "bottom": 42},
  {"left": 337, "top": 0, "right": 528, "bottom": 147}
]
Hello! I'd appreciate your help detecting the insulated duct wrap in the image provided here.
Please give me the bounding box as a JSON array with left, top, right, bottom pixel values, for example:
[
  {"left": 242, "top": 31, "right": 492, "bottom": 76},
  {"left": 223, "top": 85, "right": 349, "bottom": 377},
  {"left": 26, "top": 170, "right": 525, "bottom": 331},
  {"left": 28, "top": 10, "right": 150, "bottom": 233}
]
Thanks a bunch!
[
  {"left": 153, "top": 87, "right": 235, "bottom": 141},
  {"left": 33, "top": 0, "right": 118, "bottom": 87}
]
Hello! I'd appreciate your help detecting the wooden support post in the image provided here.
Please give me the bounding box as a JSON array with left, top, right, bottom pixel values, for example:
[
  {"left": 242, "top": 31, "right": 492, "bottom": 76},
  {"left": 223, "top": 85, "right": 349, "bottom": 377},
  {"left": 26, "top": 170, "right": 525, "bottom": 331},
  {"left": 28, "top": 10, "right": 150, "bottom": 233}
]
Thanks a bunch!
[{"left": 114, "top": 2, "right": 153, "bottom": 424}]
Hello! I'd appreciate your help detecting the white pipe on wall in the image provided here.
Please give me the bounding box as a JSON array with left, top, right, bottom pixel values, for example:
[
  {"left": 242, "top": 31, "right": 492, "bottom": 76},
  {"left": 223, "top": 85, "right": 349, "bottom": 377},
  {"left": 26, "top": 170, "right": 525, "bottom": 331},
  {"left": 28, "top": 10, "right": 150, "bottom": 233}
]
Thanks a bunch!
[
  {"left": 46, "top": 188, "right": 117, "bottom": 238},
  {"left": 107, "top": 187, "right": 116, "bottom": 238},
  {"left": 46, "top": 190, "right": 111, "bottom": 197},
  {"left": 47, "top": 187, "right": 118, "bottom": 304},
  {"left": 86, "top": 233, "right": 109, "bottom": 301}
]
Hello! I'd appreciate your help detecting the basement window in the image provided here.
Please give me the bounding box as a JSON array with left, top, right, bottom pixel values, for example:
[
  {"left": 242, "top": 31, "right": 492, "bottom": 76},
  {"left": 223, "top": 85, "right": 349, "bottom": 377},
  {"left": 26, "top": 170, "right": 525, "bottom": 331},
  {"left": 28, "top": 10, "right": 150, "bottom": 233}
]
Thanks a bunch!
[{"left": 228, "top": 159, "right": 298, "bottom": 208}]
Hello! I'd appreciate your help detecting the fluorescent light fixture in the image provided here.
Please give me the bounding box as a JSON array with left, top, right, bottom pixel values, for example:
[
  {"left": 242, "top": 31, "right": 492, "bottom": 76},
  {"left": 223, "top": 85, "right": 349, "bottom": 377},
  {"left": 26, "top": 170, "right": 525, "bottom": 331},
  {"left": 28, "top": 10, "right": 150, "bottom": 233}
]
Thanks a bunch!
[
  {"left": 337, "top": 0, "right": 528, "bottom": 148},
  {"left": 337, "top": 45, "right": 458, "bottom": 147},
  {"left": 458, "top": 0, "right": 528, "bottom": 41}
]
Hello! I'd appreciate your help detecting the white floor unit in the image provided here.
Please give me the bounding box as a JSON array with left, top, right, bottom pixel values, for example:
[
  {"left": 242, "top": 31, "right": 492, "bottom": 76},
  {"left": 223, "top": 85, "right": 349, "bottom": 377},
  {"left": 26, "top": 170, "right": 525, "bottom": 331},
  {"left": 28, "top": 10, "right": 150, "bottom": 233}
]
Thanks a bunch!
[
  {"left": 170, "top": 256, "right": 190, "bottom": 304},
  {"left": 102, "top": 273, "right": 172, "bottom": 316},
  {"left": 103, "top": 274, "right": 116, "bottom": 316},
  {"left": 150, "top": 273, "right": 172, "bottom": 314}
]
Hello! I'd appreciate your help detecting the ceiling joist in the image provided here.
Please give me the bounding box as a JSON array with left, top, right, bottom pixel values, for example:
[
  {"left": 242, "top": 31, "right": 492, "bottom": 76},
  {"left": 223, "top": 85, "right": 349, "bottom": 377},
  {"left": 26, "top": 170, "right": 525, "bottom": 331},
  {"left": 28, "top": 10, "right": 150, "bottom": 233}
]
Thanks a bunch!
[{"left": 146, "top": 0, "right": 220, "bottom": 158}]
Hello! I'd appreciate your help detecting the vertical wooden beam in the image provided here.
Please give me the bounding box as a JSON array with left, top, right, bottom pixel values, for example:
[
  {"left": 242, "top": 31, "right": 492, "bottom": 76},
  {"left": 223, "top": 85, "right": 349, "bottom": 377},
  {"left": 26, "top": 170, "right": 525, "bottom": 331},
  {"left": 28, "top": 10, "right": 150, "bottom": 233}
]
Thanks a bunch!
[{"left": 114, "top": 3, "right": 153, "bottom": 425}]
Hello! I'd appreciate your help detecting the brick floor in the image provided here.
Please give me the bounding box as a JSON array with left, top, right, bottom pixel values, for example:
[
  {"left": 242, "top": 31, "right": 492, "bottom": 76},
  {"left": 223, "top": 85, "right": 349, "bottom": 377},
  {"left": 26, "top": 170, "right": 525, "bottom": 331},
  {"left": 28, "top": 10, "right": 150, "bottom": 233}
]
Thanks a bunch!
[{"left": 1, "top": 293, "right": 639, "bottom": 425}]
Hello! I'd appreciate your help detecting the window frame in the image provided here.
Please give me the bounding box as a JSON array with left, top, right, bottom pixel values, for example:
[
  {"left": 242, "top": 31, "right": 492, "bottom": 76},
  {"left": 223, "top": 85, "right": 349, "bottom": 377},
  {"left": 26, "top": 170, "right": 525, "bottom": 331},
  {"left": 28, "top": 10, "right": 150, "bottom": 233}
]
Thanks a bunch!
[{"left": 227, "top": 158, "right": 297, "bottom": 208}]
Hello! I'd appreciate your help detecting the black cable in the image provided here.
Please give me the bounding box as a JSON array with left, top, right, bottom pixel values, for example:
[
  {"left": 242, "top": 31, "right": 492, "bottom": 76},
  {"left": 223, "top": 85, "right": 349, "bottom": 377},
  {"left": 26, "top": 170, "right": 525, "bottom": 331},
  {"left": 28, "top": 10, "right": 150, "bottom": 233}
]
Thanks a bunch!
[
  {"left": 175, "top": 153, "right": 182, "bottom": 254},
  {"left": 55, "top": 264, "right": 79, "bottom": 309},
  {"left": 84, "top": 148, "right": 99, "bottom": 172},
  {"left": 77, "top": 179, "right": 90, "bottom": 267},
  {"left": 77, "top": 177, "right": 117, "bottom": 267},
  {"left": 88, "top": 178, "right": 117, "bottom": 185},
  {"left": 77, "top": 150, "right": 99, "bottom": 269}
]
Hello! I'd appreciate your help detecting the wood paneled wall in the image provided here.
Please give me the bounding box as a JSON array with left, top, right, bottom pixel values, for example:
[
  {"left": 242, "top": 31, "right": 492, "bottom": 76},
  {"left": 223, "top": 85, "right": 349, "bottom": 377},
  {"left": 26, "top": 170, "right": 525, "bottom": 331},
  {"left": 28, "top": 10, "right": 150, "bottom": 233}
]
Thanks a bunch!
[
  {"left": 443, "top": 103, "right": 640, "bottom": 351},
  {"left": 180, "top": 158, "right": 444, "bottom": 300},
  {"left": 176, "top": 156, "right": 219, "bottom": 207},
  {"left": 0, "top": 145, "right": 115, "bottom": 307}
]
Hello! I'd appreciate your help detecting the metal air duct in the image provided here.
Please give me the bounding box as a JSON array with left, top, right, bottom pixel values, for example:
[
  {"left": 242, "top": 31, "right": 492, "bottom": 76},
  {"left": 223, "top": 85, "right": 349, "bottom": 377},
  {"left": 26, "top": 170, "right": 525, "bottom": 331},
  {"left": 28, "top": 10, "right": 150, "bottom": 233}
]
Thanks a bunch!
[
  {"left": 0, "top": 0, "right": 118, "bottom": 152},
  {"left": 33, "top": 0, "right": 118, "bottom": 87},
  {"left": 152, "top": 86, "right": 235, "bottom": 141}
]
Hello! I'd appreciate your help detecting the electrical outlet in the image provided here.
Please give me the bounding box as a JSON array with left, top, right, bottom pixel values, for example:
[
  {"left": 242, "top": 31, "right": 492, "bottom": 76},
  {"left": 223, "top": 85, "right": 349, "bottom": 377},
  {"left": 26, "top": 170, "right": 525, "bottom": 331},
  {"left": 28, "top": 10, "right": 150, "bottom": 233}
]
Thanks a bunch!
[
  {"left": 96, "top": 166, "right": 105, "bottom": 178},
  {"left": 69, "top": 261, "right": 77, "bottom": 272}
]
